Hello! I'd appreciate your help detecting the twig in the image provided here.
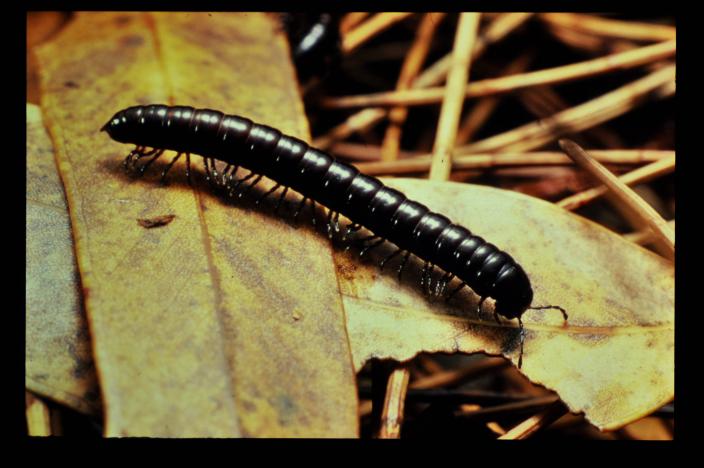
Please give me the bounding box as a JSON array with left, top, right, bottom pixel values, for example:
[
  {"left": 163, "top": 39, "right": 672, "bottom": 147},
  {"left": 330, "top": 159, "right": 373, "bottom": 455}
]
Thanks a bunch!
[
  {"left": 339, "top": 12, "right": 370, "bottom": 35},
  {"left": 557, "top": 153, "right": 676, "bottom": 210},
  {"left": 457, "top": 53, "right": 534, "bottom": 145},
  {"left": 313, "top": 13, "right": 533, "bottom": 150},
  {"left": 624, "top": 220, "right": 675, "bottom": 246},
  {"left": 320, "top": 40, "right": 675, "bottom": 109},
  {"left": 417, "top": 13, "right": 534, "bottom": 88},
  {"left": 457, "top": 395, "right": 560, "bottom": 421},
  {"left": 518, "top": 84, "right": 625, "bottom": 148},
  {"left": 558, "top": 139, "right": 674, "bottom": 260},
  {"left": 382, "top": 13, "right": 445, "bottom": 162},
  {"left": 430, "top": 13, "right": 481, "bottom": 181},
  {"left": 342, "top": 12, "right": 414, "bottom": 54},
  {"left": 540, "top": 13, "right": 676, "bottom": 42},
  {"left": 458, "top": 64, "right": 675, "bottom": 154},
  {"left": 498, "top": 401, "right": 568, "bottom": 439},
  {"left": 350, "top": 150, "right": 673, "bottom": 175},
  {"left": 416, "top": 355, "right": 444, "bottom": 375},
  {"left": 25, "top": 392, "right": 52, "bottom": 436},
  {"left": 360, "top": 387, "right": 544, "bottom": 405},
  {"left": 378, "top": 365, "right": 411, "bottom": 438},
  {"left": 410, "top": 357, "right": 508, "bottom": 390}
]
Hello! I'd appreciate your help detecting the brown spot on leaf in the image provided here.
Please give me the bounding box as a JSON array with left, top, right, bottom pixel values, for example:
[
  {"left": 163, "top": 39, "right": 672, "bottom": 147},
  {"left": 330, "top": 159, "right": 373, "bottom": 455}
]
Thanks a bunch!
[
  {"left": 120, "top": 34, "right": 144, "bottom": 48},
  {"left": 137, "top": 214, "right": 176, "bottom": 228}
]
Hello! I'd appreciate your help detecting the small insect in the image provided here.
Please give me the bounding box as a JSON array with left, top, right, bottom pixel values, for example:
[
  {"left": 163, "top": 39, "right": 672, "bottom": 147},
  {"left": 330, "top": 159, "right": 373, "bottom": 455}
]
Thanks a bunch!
[{"left": 102, "top": 104, "right": 568, "bottom": 368}]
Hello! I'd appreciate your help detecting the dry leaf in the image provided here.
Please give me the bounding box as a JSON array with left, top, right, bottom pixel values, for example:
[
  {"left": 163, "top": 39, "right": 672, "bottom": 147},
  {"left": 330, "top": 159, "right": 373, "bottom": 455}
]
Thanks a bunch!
[
  {"left": 339, "top": 178, "right": 673, "bottom": 431},
  {"left": 26, "top": 103, "right": 101, "bottom": 415},
  {"left": 36, "top": 12, "right": 357, "bottom": 437}
]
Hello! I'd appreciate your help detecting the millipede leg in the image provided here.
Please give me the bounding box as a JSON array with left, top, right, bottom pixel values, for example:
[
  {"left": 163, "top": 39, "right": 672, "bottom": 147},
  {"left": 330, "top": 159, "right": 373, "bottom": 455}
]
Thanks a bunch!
[
  {"left": 518, "top": 318, "right": 526, "bottom": 369},
  {"left": 345, "top": 232, "right": 377, "bottom": 252},
  {"left": 445, "top": 282, "right": 467, "bottom": 302},
  {"left": 293, "top": 197, "right": 308, "bottom": 221},
  {"left": 123, "top": 146, "right": 144, "bottom": 171},
  {"left": 211, "top": 159, "right": 221, "bottom": 182},
  {"left": 310, "top": 199, "right": 317, "bottom": 226},
  {"left": 379, "top": 248, "right": 403, "bottom": 271},
  {"left": 224, "top": 165, "right": 239, "bottom": 188},
  {"left": 359, "top": 238, "right": 384, "bottom": 257},
  {"left": 476, "top": 296, "right": 487, "bottom": 316},
  {"left": 342, "top": 223, "right": 362, "bottom": 242},
  {"left": 213, "top": 163, "right": 235, "bottom": 190},
  {"left": 228, "top": 172, "right": 256, "bottom": 197},
  {"left": 420, "top": 262, "right": 432, "bottom": 295},
  {"left": 347, "top": 233, "right": 377, "bottom": 253},
  {"left": 333, "top": 212, "right": 341, "bottom": 233},
  {"left": 160, "top": 152, "right": 183, "bottom": 184},
  {"left": 220, "top": 164, "right": 233, "bottom": 186},
  {"left": 185, "top": 153, "right": 192, "bottom": 185},
  {"left": 435, "top": 272, "right": 453, "bottom": 297},
  {"left": 136, "top": 149, "right": 164, "bottom": 175},
  {"left": 274, "top": 186, "right": 289, "bottom": 212},
  {"left": 397, "top": 251, "right": 411, "bottom": 281},
  {"left": 255, "top": 183, "right": 281, "bottom": 205},
  {"left": 326, "top": 209, "right": 336, "bottom": 238},
  {"left": 238, "top": 174, "right": 263, "bottom": 198},
  {"left": 203, "top": 157, "right": 213, "bottom": 183},
  {"left": 132, "top": 147, "right": 159, "bottom": 170}
]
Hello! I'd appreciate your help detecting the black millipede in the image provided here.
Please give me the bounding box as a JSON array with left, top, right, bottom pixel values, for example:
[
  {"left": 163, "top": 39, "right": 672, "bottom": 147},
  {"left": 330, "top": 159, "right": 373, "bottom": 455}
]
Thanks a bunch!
[
  {"left": 102, "top": 104, "right": 568, "bottom": 368},
  {"left": 281, "top": 13, "right": 341, "bottom": 84}
]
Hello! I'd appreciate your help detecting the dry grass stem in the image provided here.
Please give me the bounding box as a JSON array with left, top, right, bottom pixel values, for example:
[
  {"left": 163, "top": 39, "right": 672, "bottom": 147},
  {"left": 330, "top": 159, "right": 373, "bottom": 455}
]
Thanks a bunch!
[
  {"left": 313, "top": 13, "right": 533, "bottom": 150},
  {"left": 342, "top": 13, "right": 414, "bottom": 54},
  {"left": 459, "top": 395, "right": 560, "bottom": 419},
  {"left": 457, "top": 53, "right": 534, "bottom": 145},
  {"left": 339, "top": 12, "right": 370, "bottom": 35},
  {"left": 557, "top": 153, "right": 675, "bottom": 211},
  {"left": 429, "top": 13, "right": 481, "bottom": 181},
  {"left": 358, "top": 399, "right": 373, "bottom": 418},
  {"left": 540, "top": 13, "right": 676, "bottom": 42},
  {"left": 26, "top": 392, "right": 52, "bottom": 436},
  {"left": 417, "top": 355, "right": 445, "bottom": 375},
  {"left": 558, "top": 140, "right": 674, "bottom": 260},
  {"left": 312, "top": 108, "right": 388, "bottom": 150},
  {"left": 498, "top": 401, "right": 568, "bottom": 439},
  {"left": 378, "top": 366, "right": 411, "bottom": 438},
  {"left": 382, "top": 13, "right": 445, "bottom": 162},
  {"left": 624, "top": 220, "right": 675, "bottom": 246},
  {"left": 458, "top": 64, "right": 675, "bottom": 154},
  {"left": 411, "top": 13, "right": 533, "bottom": 89},
  {"left": 320, "top": 40, "right": 675, "bottom": 109},
  {"left": 352, "top": 150, "right": 672, "bottom": 175},
  {"left": 410, "top": 357, "right": 508, "bottom": 390}
]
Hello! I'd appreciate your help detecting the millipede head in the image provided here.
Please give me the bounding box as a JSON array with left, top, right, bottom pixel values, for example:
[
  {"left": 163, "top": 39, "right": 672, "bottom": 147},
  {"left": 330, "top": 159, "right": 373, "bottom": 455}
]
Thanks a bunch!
[
  {"left": 102, "top": 105, "right": 171, "bottom": 149},
  {"left": 101, "top": 109, "right": 131, "bottom": 142}
]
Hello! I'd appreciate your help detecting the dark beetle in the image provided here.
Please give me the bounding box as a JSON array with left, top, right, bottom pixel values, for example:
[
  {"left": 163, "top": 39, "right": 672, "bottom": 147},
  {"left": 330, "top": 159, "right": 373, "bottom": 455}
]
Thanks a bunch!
[{"left": 102, "top": 104, "right": 567, "bottom": 367}]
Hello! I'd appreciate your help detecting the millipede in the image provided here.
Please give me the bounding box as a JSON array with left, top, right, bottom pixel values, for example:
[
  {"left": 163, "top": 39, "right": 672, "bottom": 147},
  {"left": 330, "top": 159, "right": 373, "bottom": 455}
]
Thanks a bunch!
[
  {"left": 282, "top": 13, "right": 341, "bottom": 83},
  {"left": 102, "top": 104, "right": 568, "bottom": 368}
]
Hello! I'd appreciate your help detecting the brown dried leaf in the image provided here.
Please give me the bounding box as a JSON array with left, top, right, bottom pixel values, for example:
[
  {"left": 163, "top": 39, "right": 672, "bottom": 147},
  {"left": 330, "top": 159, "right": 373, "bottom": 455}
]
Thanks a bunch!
[
  {"left": 340, "top": 178, "right": 673, "bottom": 431},
  {"left": 36, "top": 12, "right": 357, "bottom": 437},
  {"left": 26, "top": 104, "right": 101, "bottom": 415}
]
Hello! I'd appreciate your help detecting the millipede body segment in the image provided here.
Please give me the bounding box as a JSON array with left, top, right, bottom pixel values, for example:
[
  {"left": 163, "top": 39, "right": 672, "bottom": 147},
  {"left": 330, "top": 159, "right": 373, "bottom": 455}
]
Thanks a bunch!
[{"left": 102, "top": 104, "right": 567, "bottom": 367}]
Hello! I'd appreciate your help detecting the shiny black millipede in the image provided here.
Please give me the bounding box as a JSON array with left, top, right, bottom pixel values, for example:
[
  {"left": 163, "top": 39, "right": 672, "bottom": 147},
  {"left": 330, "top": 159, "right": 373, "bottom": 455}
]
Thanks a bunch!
[
  {"left": 102, "top": 104, "right": 568, "bottom": 368},
  {"left": 282, "top": 13, "right": 341, "bottom": 83}
]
